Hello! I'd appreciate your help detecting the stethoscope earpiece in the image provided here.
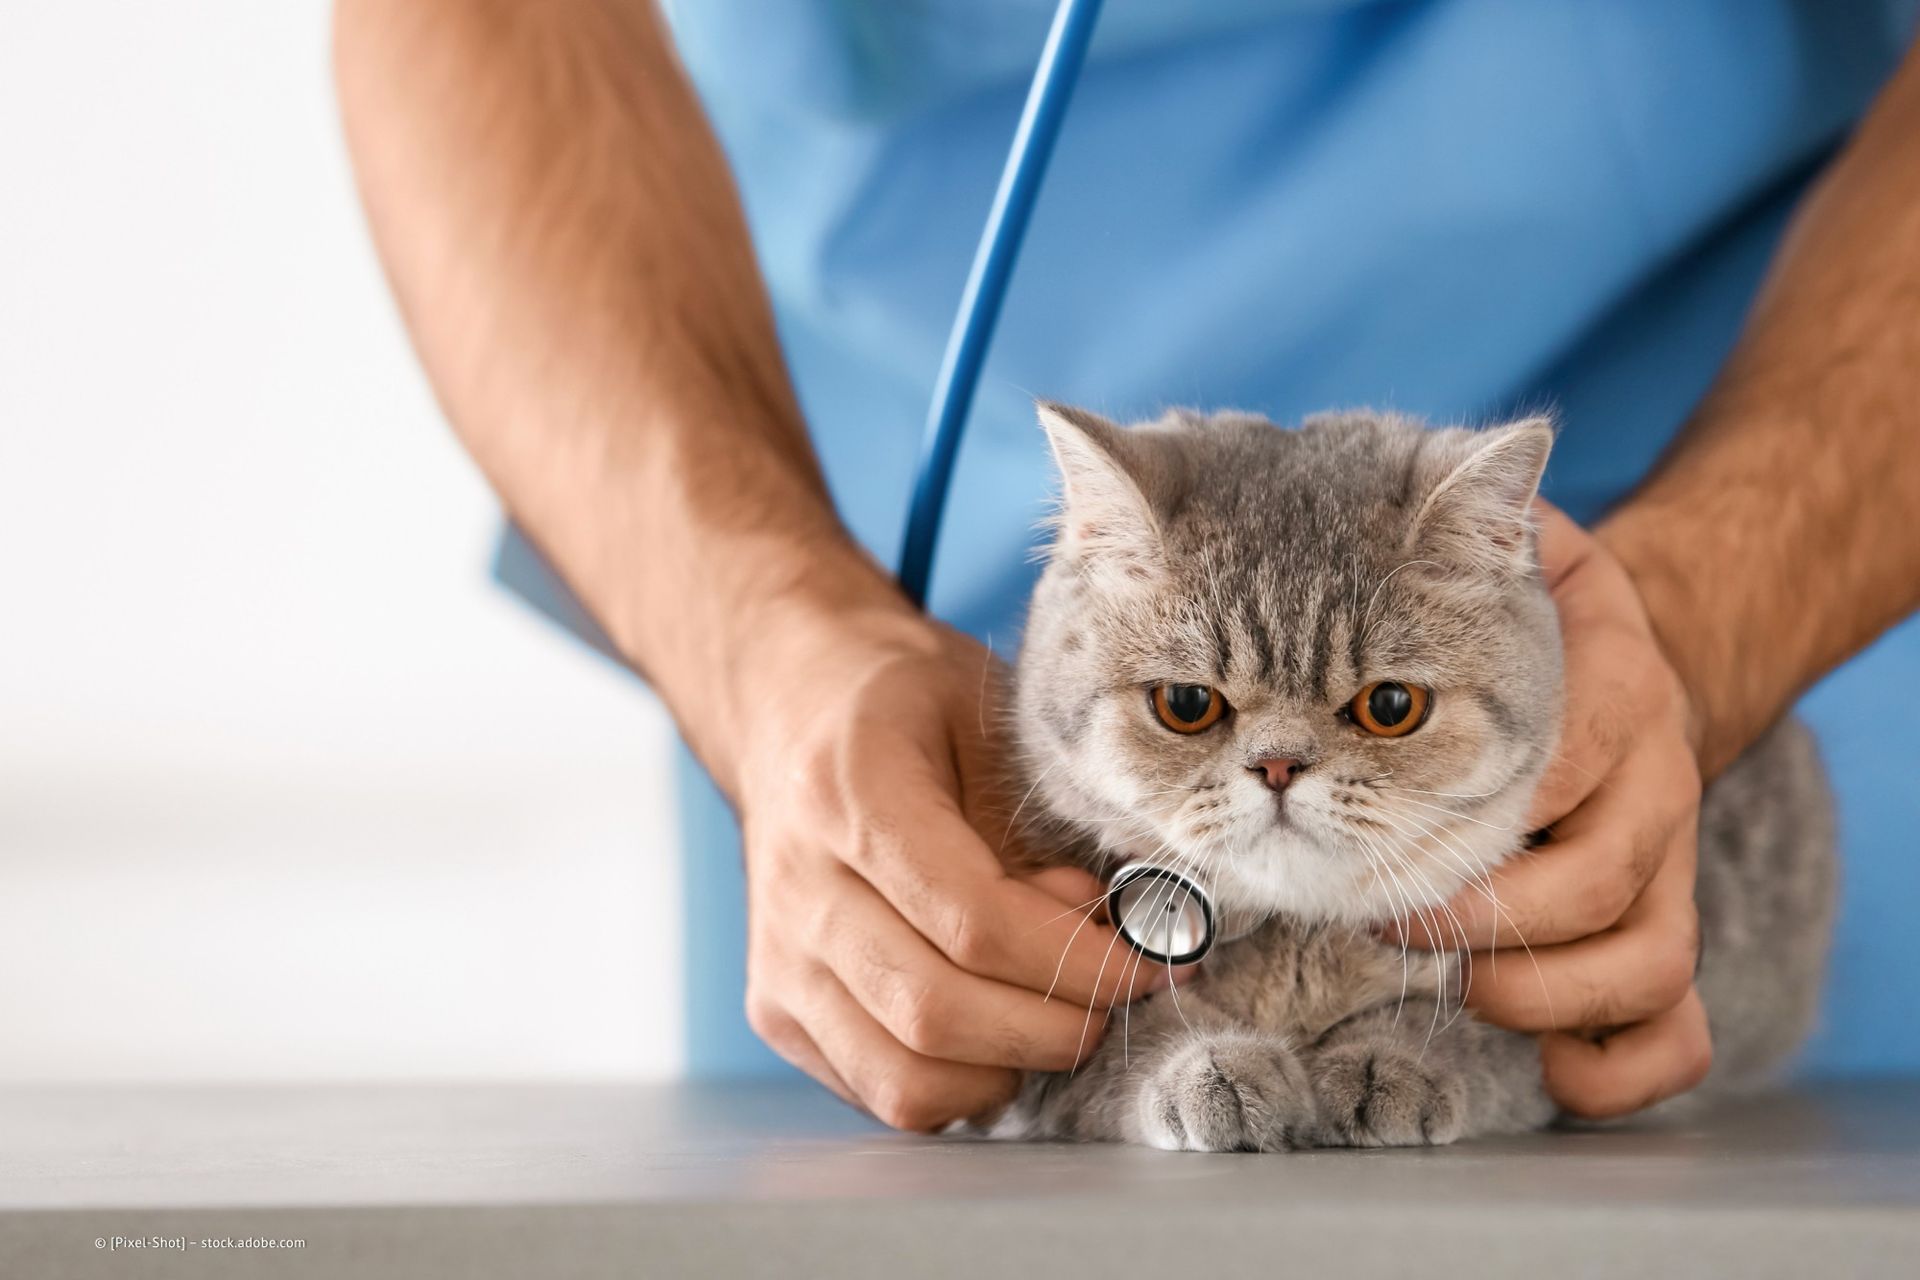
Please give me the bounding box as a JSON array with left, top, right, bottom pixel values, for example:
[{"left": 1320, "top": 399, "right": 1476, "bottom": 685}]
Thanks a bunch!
[{"left": 1106, "top": 862, "right": 1217, "bottom": 967}]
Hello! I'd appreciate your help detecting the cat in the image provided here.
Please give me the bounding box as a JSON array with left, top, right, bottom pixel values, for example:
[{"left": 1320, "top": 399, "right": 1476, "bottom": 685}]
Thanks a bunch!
[{"left": 984, "top": 402, "right": 1834, "bottom": 1151}]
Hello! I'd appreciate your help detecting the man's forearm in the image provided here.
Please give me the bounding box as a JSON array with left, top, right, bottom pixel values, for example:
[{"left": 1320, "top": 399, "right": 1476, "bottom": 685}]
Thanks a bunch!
[
  {"left": 333, "top": 0, "right": 902, "bottom": 792},
  {"left": 1601, "top": 40, "right": 1920, "bottom": 778}
]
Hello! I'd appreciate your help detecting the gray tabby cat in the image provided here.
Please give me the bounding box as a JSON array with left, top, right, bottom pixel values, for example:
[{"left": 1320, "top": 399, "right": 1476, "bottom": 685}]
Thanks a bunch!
[{"left": 987, "top": 403, "right": 1833, "bottom": 1151}]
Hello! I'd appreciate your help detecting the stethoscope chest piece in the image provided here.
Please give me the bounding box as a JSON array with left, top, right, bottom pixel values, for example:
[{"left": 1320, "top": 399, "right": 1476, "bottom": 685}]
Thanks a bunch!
[{"left": 1106, "top": 862, "right": 1217, "bottom": 967}]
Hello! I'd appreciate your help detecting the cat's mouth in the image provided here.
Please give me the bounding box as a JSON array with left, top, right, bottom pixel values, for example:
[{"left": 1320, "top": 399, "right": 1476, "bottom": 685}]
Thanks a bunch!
[
  {"left": 1171, "top": 806, "right": 1428, "bottom": 926},
  {"left": 1258, "top": 808, "right": 1305, "bottom": 843}
]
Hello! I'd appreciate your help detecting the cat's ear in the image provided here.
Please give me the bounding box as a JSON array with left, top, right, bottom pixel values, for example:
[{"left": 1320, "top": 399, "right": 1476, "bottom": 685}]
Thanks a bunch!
[
  {"left": 1407, "top": 418, "right": 1554, "bottom": 576},
  {"left": 1037, "top": 401, "right": 1164, "bottom": 576}
]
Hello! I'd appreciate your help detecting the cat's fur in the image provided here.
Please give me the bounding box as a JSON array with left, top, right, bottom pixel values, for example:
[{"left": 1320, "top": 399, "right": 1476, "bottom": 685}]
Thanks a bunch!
[{"left": 986, "top": 403, "right": 1833, "bottom": 1151}]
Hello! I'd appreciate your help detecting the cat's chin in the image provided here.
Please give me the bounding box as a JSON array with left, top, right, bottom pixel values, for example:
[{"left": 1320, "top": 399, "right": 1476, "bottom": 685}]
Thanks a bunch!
[{"left": 1206, "top": 829, "right": 1471, "bottom": 930}]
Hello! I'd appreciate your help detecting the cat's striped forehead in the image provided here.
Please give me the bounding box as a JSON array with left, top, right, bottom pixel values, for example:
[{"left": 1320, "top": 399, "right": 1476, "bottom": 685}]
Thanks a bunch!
[{"left": 1099, "top": 550, "right": 1448, "bottom": 705}]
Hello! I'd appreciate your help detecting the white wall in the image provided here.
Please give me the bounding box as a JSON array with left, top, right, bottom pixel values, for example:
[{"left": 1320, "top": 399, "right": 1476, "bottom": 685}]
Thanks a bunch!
[{"left": 0, "top": 3, "right": 684, "bottom": 1080}]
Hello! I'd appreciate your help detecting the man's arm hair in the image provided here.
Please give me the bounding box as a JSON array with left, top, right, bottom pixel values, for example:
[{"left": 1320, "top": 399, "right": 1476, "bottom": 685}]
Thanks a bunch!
[
  {"left": 333, "top": 0, "right": 902, "bottom": 794},
  {"left": 1602, "top": 38, "right": 1920, "bottom": 777}
]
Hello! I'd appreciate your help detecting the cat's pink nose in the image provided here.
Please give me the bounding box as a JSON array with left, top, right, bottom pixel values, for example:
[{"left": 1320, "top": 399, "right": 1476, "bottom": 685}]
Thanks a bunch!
[{"left": 1248, "top": 758, "right": 1303, "bottom": 792}]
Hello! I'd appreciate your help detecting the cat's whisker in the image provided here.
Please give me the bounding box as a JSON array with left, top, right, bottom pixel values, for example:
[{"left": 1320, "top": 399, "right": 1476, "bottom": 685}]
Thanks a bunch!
[
  {"left": 1360, "top": 826, "right": 1452, "bottom": 937},
  {"left": 1381, "top": 789, "right": 1515, "bottom": 832},
  {"left": 999, "top": 761, "right": 1063, "bottom": 858},
  {"left": 1366, "top": 806, "right": 1498, "bottom": 927},
  {"left": 1030, "top": 889, "right": 1114, "bottom": 936},
  {"left": 1359, "top": 808, "right": 1489, "bottom": 980},
  {"left": 1038, "top": 823, "right": 1208, "bottom": 1032},
  {"left": 1374, "top": 827, "right": 1473, "bottom": 964},
  {"left": 1425, "top": 951, "right": 1446, "bottom": 1051},
  {"left": 1352, "top": 829, "right": 1418, "bottom": 1026},
  {"left": 1136, "top": 834, "right": 1208, "bottom": 1037},
  {"left": 1359, "top": 558, "right": 1443, "bottom": 649},
  {"left": 1375, "top": 801, "right": 1508, "bottom": 920},
  {"left": 1386, "top": 783, "right": 1502, "bottom": 801},
  {"left": 1349, "top": 830, "right": 1400, "bottom": 923},
  {"left": 1133, "top": 782, "right": 1216, "bottom": 800},
  {"left": 1365, "top": 800, "right": 1509, "bottom": 922},
  {"left": 1356, "top": 830, "right": 1463, "bottom": 1050},
  {"left": 1121, "top": 867, "right": 1182, "bottom": 1043},
  {"left": 1372, "top": 818, "right": 1480, "bottom": 1040},
  {"left": 1370, "top": 801, "right": 1511, "bottom": 987},
  {"left": 1539, "top": 743, "right": 1610, "bottom": 794},
  {"left": 1426, "top": 917, "right": 1473, "bottom": 1030},
  {"left": 1072, "top": 902, "right": 1137, "bottom": 1073},
  {"left": 1036, "top": 812, "right": 1155, "bottom": 826},
  {"left": 1373, "top": 804, "right": 1557, "bottom": 1028},
  {"left": 1403, "top": 865, "right": 1476, "bottom": 1031},
  {"left": 1041, "top": 894, "right": 1113, "bottom": 1005},
  {"left": 1117, "top": 896, "right": 1152, "bottom": 1068},
  {"left": 1352, "top": 843, "right": 1398, "bottom": 941},
  {"left": 976, "top": 635, "right": 995, "bottom": 740}
]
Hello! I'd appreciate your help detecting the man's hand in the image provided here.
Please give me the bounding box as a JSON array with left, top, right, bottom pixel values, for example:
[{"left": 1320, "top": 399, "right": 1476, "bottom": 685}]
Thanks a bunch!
[
  {"left": 1397, "top": 37, "right": 1920, "bottom": 1116},
  {"left": 1394, "top": 504, "right": 1711, "bottom": 1117},
  {"left": 334, "top": 0, "right": 1156, "bottom": 1132},
  {"left": 734, "top": 602, "right": 1159, "bottom": 1131}
]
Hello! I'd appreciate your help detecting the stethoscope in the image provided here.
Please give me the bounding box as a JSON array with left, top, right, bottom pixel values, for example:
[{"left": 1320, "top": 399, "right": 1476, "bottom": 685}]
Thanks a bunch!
[
  {"left": 1103, "top": 862, "right": 1255, "bottom": 968},
  {"left": 896, "top": 0, "right": 1249, "bottom": 967}
]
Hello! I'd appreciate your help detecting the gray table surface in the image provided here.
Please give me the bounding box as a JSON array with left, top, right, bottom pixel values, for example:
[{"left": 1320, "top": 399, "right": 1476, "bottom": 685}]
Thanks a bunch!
[{"left": 2, "top": 1080, "right": 1917, "bottom": 1279}]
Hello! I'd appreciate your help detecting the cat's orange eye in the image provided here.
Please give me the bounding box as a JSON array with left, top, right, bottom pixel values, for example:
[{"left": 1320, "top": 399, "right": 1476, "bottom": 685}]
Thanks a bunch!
[
  {"left": 1347, "top": 681, "right": 1430, "bottom": 737},
  {"left": 1152, "top": 684, "right": 1227, "bottom": 734}
]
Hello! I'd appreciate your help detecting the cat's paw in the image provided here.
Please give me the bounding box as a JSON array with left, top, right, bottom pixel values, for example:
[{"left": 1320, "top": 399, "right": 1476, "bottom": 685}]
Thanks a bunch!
[
  {"left": 1309, "top": 1044, "right": 1465, "bottom": 1147},
  {"left": 1134, "top": 1033, "right": 1313, "bottom": 1152}
]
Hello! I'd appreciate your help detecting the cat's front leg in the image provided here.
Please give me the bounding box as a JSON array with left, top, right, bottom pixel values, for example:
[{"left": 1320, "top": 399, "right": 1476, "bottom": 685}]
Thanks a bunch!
[
  {"left": 996, "top": 997, "right": 1314, "bottom": 1152},
  {"left": 1305, "top": 1001, "right": 1552, "bottom": 1147},
  {"left": 1131, "top": 1028, "right": 1317, "bottom": 1152}
]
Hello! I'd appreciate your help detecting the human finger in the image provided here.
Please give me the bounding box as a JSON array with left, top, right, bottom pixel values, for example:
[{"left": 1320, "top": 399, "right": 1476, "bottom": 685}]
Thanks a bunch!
[
  {"left": 744, "top": 982, "right": 858, "bottom": 1107},
  {"left": 1538, "top": 985, "right": 1714, "bottom": 1118},
  {"left": 1461, "top": 836, "right": 1699, "bottom": 1032},
  {"left": 1525, "top": 505, "right": 1655, "bottom": 830},
  {"left": 844, "top": 783, "right": 1149, "bottom": 1011},
  {"left": 811, "top": 867, "right": 1111, "bottom": 1071},
  {"left": 791, "top": 961, "right": 1019, "bottom": 1132},
  {"left": 1399, "top": 736, "right": 1698, "bottom": 950}
]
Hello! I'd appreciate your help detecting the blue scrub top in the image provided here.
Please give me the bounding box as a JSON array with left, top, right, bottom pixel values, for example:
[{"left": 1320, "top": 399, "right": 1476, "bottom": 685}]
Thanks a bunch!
[{"left": 500, "top": 0, "right": 1920, "bottom": 1076}]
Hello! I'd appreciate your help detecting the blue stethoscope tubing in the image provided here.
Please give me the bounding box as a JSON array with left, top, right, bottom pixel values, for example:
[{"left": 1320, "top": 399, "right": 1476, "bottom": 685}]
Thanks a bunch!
[
  {"left": 895, "top": 0, "right": 1105, "bottom": 609},
  {"left": 892, "top": 0, "right": 1237, "bottom": 967}
]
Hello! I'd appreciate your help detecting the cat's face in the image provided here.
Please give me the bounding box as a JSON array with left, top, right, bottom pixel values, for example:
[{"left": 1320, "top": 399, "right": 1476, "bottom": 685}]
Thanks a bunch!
[{"left": 1015, "top": 405, "right": 1563, "bottom": 929}]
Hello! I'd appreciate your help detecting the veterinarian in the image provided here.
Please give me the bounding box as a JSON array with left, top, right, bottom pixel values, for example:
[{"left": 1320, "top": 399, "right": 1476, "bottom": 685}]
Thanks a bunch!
[{"left": 336, "top": 0, "right": 1920, "bottom": 1129}]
